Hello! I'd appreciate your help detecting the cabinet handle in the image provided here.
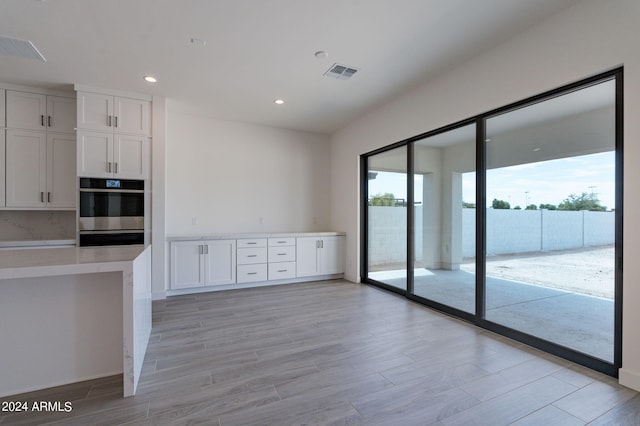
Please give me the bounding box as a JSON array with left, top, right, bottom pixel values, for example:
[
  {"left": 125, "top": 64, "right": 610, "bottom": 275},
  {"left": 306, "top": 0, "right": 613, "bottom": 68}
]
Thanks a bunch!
[
  {"left": 115, "top": 162, "right": 118, "bottom": 174},
  {"left": 320, "top": 240, "right": 324, "bottom": 249},
  {"left": 199, "top": 245, "right": 203, "bottom": 255},
  {"left": 114, "top": 116, "right": 118, "bottom": 128},
  {"left": 40, "top": 192, "right": 44, "bottom": 203},
  {"left": 48, "top": 116, "right": 52, "bottom": 127},
  {"left": 277, "top": 241, "right": 286, "bottom": 243},
  {"left": 247, "top": 242, "right": 257, "bottom": 245},
  {"left": 47, "top": 192, "right": 51, "bottom": 203},
  {"left": 41, "top": 115, "right": 44, "bottom": 126},
  {"left": 278, "top": 269, "right": 287, "bottom": 273},
  {"left": 107, "top": 162, "right": 112, "bottom": 173},
  {"left": 247, "top": 272, "right": 257, "bottom": 275},
  {"left": 247, "top": 254, "right": 257, "bottom": 258},
  {"left": 277, "top": 253, "right": 286, "bottom": 256},
  {"left": 108, "top": 115, "right": 112, "bottom": 127}
]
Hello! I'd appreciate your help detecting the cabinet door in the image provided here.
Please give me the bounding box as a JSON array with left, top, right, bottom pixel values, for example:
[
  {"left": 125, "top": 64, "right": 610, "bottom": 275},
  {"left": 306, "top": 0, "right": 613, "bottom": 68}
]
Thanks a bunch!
[
  {"left": 320, "top": 236, "right": 345, "bottom": 275},
  {"left": 77, "top": 131, "right": 113, "bottom": 178},
  {"left": 296, "top": 237, "right": 320, "bottom": 277},
  {"left": 204, "top": 240, "right": 236, "bottom": 286},
  {"left": 77, "top": 92, "right": 113, "bottom": 132},
  {"left": 6, "top": 91, "right": 46, "bottom": 130},
  {"left": 171, "top": 241, "right": 205, "bottom": 289},
  {"left": 46, "top": 133, "right": 76, "bottom": 208},
  {"left": 0, "top": 131, "right": 5, "bottom": 206},
  {"left": 5, "top": 130, "right": 46, "bottom": 207},
  {"left": 114, "top": 97, "right": 150, "bottom": 135},
  {"left": 46, "top": 96, "right": 76, "bottom": 133},
  {"left": 113, "top": 134, "right": 149, "bottom": 179},
  {"left": 0, "top": 90, "right": 5, "bottom": 127}
]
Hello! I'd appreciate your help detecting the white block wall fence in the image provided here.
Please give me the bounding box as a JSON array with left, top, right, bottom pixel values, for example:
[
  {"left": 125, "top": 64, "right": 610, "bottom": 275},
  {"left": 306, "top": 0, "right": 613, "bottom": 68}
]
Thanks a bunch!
[{"left": 369, "top": 206, "right": 614, "bottom": 266}]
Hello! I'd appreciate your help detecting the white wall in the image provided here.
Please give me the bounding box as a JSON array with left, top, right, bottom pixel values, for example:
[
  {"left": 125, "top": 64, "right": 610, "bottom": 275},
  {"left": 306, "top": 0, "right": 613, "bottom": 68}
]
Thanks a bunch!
[
  {"left": 166, "top": 107, "right": 331, "bottom": 235},
  {"left": 329, "top": 0, "right": 640, "bottom": 389}
]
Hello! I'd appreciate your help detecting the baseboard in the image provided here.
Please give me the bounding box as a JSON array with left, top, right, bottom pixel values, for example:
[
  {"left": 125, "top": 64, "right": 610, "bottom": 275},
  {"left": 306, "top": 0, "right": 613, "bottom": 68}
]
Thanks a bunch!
[{"left": 619, "top": 368, "right": 640, "bottom": 391}]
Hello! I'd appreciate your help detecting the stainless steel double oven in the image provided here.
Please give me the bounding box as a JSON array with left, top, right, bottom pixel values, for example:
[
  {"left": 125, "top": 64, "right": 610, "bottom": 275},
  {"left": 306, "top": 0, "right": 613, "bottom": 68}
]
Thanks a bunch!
[{"left": 78, "top": 178, "right": 145, "bottom": 246}]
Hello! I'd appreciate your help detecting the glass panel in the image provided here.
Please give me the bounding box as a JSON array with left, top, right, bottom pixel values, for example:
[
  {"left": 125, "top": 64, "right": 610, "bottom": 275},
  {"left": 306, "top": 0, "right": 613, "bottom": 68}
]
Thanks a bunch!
[
  {"left": 485, "top": 80, "right": 616, "bottom": 361},
  {"left": 367, "top": 146, "right": 408, "bottom": 290},
  {"left": 412, "top": 124, "right": 476, "bottom": 313}
]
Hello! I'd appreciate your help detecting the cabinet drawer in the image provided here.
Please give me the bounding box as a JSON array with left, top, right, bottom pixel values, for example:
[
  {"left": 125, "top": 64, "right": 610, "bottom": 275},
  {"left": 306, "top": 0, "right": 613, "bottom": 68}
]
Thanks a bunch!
[
  {"left": 268, "top": 245, "right": 296, "bottom": 262},
  {"left": 268, "top": 237, "right": 295, "bottom": 247},
  {"left": 237, "top": 238, "right": 267, "bottom": 248},
  {"left": 237, "top": 247, "right": 267, "bottom": 264},
  {"left": 237, "top": 264, "right": 268, "bottom": 283},
  {"left": 268, "top": 262, "right": 296, "bottom": 280}
]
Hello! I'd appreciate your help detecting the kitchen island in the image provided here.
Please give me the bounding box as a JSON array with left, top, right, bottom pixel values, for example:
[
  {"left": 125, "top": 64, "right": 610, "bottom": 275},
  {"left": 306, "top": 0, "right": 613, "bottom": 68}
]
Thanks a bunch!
[{"left": 0, "top": 245, "right": 152, "bottom": 398}]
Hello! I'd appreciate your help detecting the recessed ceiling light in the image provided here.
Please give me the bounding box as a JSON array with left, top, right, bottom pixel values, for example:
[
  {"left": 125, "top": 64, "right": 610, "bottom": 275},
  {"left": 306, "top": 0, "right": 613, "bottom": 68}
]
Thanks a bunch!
[
  {"left": 314, "top": 50, "right": 328, "bottom": 59},
  {"left": 190, "top": 38, "right": 207, "bottom": 46},
  {"left": 143, "top": 75, "right": 157, "bottom": 83},
  {"left": 532, "top": 147, "right": 541, "bottom": 152},
  {"left": 274, "top": 99, "right": 285, "bottom": 105}
]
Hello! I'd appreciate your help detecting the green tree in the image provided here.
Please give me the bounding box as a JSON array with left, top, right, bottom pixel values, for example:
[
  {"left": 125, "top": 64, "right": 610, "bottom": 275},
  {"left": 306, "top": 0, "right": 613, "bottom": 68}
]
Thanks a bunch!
[
  {"left": 558, "top": 192, "right": 607, "bottom": 211},
  {"left": 492, "top": 198, "right": 510, "bottom": 209},
  {"left": 525, "top": 204, "right": 538, "bottom": 210},
  {"left": 369, "top": 193, "right": 396, "bottom": 206},
  {"left": 513, "top": 205, "right": 521, "bottom": 210},
  {"left": 462, "top": 201, "right": 476, "bottom": 208},
  {"left": 539, "top": 203, "right": 557, "bottom": 210}
]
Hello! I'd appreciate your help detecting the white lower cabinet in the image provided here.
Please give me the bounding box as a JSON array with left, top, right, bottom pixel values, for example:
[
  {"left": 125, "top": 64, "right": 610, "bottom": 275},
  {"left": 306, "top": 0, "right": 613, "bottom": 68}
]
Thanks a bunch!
[
  {"left": 296, "top": 236, "right": 345, "bottom": 278},
  {"left": 170, "top": 234, "right": 344, "bottom": 292},
  {"left": 171, "top": 240, "right": 236, "bottom": 289}
]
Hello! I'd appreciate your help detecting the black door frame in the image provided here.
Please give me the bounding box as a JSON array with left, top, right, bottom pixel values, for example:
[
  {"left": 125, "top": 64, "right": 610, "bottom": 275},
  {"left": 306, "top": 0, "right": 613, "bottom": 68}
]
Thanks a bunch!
[{"left": 360, "top": 67, "right": 623, "bottom": 377}]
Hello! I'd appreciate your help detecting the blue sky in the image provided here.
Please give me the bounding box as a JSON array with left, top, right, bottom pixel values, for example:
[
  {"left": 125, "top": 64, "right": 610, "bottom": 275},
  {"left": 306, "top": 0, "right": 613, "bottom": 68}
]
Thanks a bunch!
[{"left": 369, "top": 151, "right": 615, "bottom": 209}]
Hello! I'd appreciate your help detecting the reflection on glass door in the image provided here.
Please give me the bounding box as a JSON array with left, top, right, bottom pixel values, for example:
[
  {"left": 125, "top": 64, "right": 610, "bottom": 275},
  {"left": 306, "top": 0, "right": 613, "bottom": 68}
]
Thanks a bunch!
[
  {"left": 412, "top": 124, "right": 476, "bottom": 313},
  {"left": 367, "top": 146, "right": 407, "bottom": 290},
  {"left": 485, "top": 80, "right": 616, "bottom": 362}
]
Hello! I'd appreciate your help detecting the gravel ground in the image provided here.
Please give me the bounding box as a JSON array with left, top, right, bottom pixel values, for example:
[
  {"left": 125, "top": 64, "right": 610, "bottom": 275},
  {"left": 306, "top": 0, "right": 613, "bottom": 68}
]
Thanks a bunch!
[{"left": 461, "top": 245, "right": 615, "bottom": 299}]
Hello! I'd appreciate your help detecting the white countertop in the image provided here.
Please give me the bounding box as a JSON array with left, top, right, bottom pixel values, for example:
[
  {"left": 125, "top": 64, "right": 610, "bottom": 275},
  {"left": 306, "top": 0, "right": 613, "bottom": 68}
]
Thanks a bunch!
[
  {"left": 167, "top": 231, "right": 346, "bottom": 242},
  {"left": 0, "top": 245, "right": 148, "bottom": 280}
]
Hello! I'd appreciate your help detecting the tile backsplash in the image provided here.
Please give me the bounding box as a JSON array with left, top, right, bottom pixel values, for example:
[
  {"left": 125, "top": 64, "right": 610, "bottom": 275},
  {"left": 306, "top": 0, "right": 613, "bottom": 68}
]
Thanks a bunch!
[{"left": 0, "top": 211, "right": 76, "bottom": 241}]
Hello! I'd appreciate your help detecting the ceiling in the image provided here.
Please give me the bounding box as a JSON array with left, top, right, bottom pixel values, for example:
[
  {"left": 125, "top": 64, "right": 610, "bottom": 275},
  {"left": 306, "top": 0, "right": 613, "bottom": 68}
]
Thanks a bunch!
[{"left": 0, "top": 0, "right": 583, "bottom": 134}]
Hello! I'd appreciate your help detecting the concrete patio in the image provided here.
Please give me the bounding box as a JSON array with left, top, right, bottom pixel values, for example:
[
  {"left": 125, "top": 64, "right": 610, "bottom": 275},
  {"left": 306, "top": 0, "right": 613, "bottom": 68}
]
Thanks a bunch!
[{"left": 369, "top": 265, "right": 614, "bottom": 362}]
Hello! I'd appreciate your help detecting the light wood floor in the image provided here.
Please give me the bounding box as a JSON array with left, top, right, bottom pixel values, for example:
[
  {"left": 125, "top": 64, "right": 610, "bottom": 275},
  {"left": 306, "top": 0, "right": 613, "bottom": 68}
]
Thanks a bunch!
[{"left": 2, "top": 279, "right": 640, "bottom": 425}]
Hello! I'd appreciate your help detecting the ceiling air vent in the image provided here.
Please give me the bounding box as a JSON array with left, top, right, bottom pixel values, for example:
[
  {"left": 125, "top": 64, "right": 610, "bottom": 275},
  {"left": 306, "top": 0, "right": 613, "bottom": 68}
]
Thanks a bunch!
[
  {"left": 0, "top": 34, "right": 46, "bottom": 61},
  {"left": 323, "top": 63, "right": 359, "bottom": 80}
]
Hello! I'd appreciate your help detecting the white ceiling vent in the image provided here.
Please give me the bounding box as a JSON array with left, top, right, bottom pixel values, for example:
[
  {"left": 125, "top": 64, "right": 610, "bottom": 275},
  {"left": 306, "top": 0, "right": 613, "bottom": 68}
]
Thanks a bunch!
[
  {"left": 0, "top": 35, "right": 46, "bottom": 61},
  {"left": 323, "top": 63, "right": 359, "bottom": 80}
]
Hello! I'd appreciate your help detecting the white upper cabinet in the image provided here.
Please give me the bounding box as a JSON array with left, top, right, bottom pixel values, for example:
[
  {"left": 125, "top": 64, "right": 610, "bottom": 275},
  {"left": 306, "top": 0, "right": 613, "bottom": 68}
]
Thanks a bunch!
[
  {"left": 6, "top": 91, "right": 46, "bottom": 131},
  {"left": 114, "top": 97, "right": 151, "bottom": 135},
  {"left": 46, "top": 133, "right": 77, "bottom": 208},
  {"left": 5, "top": 130, "right": 75, "bottom": 209},
  {"left": 46, "top": 96, "right": 77, "bottom": 133},
  {"left": 77, "top": 91, "right": 150, "bottom": 136},
  {"left": 5, "top": 130, "right": 46, "bottom": 208},
  {"left": 6, "top": 91, "right": 75, "bottom": 133},
  {"left": 77, "top": 131, "right": 149, "bottom": 179},
  {"left": 113, "top": 134, "right": 149, "bottom": 179}
]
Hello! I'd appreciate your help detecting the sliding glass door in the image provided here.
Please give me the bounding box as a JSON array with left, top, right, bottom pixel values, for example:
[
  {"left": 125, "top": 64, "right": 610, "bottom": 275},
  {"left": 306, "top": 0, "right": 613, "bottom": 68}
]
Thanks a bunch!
[
  {"left": 366, "top": 145, "right": 408, "bottom": 290},
  {"left": 412, "top": 124, "right": 476, "bottom": 314},
  {"left": 484, "top": 79, "right": 617, "bottom": 362},
  {"left": 361, "top": 69, "right": 622, "bottom": 375}
]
